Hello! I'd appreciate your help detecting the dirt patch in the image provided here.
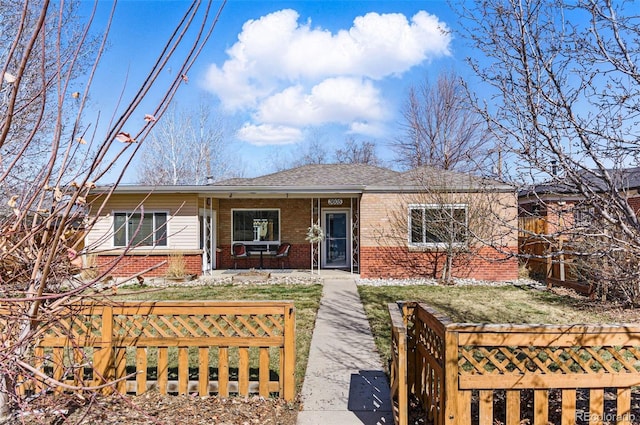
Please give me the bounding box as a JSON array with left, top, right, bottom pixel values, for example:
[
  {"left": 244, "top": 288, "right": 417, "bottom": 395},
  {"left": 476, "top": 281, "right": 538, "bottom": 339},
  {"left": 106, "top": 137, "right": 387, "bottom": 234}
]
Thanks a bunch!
[
  {"left": 232, "top": 270, "right": 271, "bottom": 283},
  {"left": 549, "top": 285, "right": 640, "bottom": 322},
  {"left": 9, "top": 392, "right": 298, "bottom": 425}
]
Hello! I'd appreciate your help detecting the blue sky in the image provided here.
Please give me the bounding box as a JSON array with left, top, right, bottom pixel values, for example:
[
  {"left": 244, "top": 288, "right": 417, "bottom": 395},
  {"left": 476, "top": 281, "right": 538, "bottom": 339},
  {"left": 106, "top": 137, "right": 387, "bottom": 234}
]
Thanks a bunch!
[{"left": 83, "top": 1, "right": 474, "bottom": 182}]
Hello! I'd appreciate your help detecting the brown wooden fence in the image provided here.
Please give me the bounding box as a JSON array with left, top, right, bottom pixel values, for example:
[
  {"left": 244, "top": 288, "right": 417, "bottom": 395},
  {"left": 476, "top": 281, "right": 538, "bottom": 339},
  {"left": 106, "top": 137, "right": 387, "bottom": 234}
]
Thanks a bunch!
[
  {"left": 21, "top": 301, "right": 296, "bottom": 400},
  {"left": 389, "top": 301, "right": 640, "bottom": 425},
  {"left": 519, "top": 216, "right": 594, "bottom": 295},
  {"left": 389, "top": 302, "right": 408, "bottom": 425},
  {"left": 520, "top": 237, "right": 594, "bottom": 296}
]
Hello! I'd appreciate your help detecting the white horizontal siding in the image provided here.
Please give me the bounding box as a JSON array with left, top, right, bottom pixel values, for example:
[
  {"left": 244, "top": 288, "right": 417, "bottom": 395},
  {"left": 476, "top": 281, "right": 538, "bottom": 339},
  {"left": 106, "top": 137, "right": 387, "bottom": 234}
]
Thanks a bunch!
[
  {"left": 166, "top": 213, "right": 198, "bottom": 250},
  {"left": 86, "top": 193, "right": 199, "bottom": 251}
]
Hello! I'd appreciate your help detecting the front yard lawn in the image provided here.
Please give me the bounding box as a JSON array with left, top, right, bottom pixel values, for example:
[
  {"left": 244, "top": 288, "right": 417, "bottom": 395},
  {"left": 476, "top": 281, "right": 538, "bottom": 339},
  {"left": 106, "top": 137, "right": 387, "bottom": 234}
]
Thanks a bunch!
[
  {"left": 18, "top": 284, "right": 322, "bottom": 425},
  {"left": 358, "top": 283, "right": 618, "bottom": 367},
  {"left": 115, "top": 283, "right": 323, "bottom": 392}
]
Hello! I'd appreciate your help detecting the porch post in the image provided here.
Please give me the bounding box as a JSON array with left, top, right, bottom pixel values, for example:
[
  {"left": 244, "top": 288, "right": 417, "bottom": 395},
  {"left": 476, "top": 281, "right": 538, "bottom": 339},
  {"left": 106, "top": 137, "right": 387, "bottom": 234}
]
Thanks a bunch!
[
  {"left": 350, "top": 198, "right": 353, "bottom": 274},
  {"left": 209, "top": 198, "right": 215, "bottom": 270},
  {"left": 349, "top": 197, "right": 360, "bottom": 275},
  {"left": 310, "top": 199, "right": 314, "bottom": 274},
  {"left": 310, "top": 198, "right": 321, "bottom": 274}
]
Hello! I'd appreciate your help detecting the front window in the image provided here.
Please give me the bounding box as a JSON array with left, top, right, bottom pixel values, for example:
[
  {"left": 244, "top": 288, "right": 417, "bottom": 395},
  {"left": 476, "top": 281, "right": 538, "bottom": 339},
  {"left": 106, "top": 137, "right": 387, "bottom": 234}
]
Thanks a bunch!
[
  {"left": 113, "top": 212, "right": 167, "bottom": 247},
  {"left": 573, "top": 204, "right": 595, "bottom": 228},
  {"left": 409, "top": 204, "right": 468, "bottom": 246},
  {"left": 232, "top": 209, "right": 280, "bottom": 243}
]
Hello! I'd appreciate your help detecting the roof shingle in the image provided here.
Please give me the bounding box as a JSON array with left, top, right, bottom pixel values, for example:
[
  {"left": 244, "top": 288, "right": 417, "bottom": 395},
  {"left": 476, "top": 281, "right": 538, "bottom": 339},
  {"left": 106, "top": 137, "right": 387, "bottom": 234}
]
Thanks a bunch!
[{"left": 212, "top": 164, "right": 400, "bottom": 187}]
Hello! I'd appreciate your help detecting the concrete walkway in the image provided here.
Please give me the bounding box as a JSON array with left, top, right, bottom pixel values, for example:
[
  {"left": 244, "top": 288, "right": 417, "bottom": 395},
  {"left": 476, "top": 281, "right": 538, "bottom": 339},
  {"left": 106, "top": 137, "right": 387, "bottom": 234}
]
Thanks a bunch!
[{"left": 297, "top": 276, "right": 393, "bottom": 425}]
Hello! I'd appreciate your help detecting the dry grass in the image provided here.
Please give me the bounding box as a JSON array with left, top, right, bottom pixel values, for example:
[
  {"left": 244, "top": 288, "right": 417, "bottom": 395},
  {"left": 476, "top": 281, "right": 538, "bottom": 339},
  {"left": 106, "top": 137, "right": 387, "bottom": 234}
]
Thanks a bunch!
[
  {"left": 164, "top": 252, "right": 187, "bottom": 279},
  {"left": 79, "top": 253, "right": 99, "bottom": 280},
  {"left": 115, "top": 283, "right": 323, "bottom": 392},
  {"left": 358, "top": 283, "right": 616, "bottom": 367}
]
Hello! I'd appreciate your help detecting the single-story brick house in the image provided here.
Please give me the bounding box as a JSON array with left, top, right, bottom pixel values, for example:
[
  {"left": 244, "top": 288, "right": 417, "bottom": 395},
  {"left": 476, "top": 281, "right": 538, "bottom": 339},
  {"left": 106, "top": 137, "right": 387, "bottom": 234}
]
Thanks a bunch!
[{"left": 86, "top": 164, "right": 519, "bottom": 280}]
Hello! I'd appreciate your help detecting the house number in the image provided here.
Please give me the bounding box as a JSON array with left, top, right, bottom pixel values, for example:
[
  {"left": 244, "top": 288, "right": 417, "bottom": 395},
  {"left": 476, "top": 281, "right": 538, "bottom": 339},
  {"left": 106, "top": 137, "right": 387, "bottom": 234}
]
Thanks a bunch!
[{"left": 328, "top": 199, "right": 343, "bottom": 205}]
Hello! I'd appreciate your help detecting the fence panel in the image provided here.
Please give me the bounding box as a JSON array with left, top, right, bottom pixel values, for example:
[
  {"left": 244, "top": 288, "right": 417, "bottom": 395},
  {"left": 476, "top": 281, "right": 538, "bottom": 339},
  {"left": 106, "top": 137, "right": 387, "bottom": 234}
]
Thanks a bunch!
[
  {"left": 25, "top": 301, "right": 296, "bottom": 401},
  {"left": 415, "top": 303, "right": 448, "bottom": 425},
  {"left": 452, "top": 323, "right": 640, "bottom": 424},
  {"left": 389, "top": 303, "right": 408, "bottom": 425},
  {"left": 391, "top": 302, "right": 640, "bottom": 425}
]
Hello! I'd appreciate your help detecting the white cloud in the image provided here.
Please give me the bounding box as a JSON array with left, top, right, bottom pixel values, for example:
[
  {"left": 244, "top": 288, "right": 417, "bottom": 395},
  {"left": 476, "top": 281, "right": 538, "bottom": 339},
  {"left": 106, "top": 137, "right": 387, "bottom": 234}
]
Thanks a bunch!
[
  {"left": 203, "top": 8, "right": 451, "bottom": 146},
  {"left": 348, "top": 121, "right": 385, "bottom": 137},
  {"left": 236, "top": 123, "right": 303, "bottom": 146},
  {"left": 256, "top": 77, "right": 385, "bottom": 126}
]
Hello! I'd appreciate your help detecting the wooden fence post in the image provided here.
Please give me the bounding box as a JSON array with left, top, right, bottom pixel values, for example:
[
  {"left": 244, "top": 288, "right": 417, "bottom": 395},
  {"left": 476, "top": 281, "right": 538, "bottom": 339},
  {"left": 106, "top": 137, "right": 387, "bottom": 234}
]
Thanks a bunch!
[
  {"left": 283, "top": 304, "right": 296, "bottom": 401},
  {"left": 444, "top": 326, "right": 460, "bottom": 425},
  {"left": 93, "top": 305, "right": 113, "bottom": 393},
  {"left": 403, "top": 302, "right": 417, "bottom": 394},
  {"left": 396, "top": 304, "right": 408, "bottom": 425}
]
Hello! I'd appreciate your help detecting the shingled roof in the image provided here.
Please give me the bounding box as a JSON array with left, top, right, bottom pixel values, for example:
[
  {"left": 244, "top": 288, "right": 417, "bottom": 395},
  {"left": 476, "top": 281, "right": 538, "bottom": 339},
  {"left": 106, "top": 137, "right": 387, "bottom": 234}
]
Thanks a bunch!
[
  {"left": 368, "top": 166, "right": 512, "bottom": 191},
  {"left": 520, "top": 167, "right": 640, "bottom": 198},
  {"left": 102, "top": 164, "right": 511, "bottom": 195},
  {"left": 211, "top": 164, "right": 400, "bottom": 187},
  {"left": 210, "top": 163, "right": 513, "bottom": 192}
]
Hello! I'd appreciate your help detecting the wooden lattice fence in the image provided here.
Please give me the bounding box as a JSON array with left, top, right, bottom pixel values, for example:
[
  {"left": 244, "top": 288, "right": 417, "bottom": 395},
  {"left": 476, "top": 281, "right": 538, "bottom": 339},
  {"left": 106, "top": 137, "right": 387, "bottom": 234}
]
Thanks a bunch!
[
  {"left": 389, "top": 302, "right": 408, "bottom": 424},
  {"left": 390, "top": 301, "right": 640, "bottom": 425},
  {"left": 17, "top": 301, "right": 296, "bottom": 401}
]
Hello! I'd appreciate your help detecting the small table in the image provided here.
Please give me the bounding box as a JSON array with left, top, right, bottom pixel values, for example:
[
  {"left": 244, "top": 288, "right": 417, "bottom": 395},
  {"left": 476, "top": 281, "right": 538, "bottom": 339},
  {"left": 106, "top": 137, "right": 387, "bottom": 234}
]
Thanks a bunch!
[{"left": 249, "top": 247, "right": 274, "bottom": 269}]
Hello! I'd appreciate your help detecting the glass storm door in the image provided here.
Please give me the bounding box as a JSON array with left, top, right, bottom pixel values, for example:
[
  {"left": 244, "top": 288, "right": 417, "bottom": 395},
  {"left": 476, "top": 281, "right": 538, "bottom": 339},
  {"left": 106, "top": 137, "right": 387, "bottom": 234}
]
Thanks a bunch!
[
  {"left": 323, "top": 211, "right": 349, "bottom": 268},
  {"left": 199, "top": 208, "right": 215, "bottom": 271}
]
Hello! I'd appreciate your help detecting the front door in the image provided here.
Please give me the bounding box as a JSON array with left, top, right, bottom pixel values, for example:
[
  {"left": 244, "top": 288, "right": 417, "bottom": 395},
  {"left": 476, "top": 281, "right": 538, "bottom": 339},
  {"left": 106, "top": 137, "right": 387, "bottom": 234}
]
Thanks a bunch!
[{"left": 322, "top": 210, "right": 349, "bottom": 268}]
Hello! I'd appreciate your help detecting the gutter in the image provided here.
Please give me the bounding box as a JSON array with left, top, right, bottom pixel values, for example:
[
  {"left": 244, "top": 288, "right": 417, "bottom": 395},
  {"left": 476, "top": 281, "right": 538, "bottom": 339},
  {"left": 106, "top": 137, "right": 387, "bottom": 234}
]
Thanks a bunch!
[{"left": 91, "top": 184, "right": 365, "bottom": 197}]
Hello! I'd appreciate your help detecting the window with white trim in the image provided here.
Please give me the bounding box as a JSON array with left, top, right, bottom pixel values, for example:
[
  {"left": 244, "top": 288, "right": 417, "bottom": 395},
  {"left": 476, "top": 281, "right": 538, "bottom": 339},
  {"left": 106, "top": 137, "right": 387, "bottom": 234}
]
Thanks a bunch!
[
  {"left": 113, "top": 212, "right": 168, "bottom": 247},
  {"left": 408, "top": 204, "right": 468, "bottom": 246},
  {"left": 232, "top": 209, "right": 280, "bottom": 243}
]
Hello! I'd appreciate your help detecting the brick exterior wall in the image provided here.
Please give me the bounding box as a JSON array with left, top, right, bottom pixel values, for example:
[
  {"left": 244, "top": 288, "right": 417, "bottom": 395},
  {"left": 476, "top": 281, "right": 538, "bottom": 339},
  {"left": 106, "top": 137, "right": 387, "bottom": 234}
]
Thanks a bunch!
[
  {"left": 217, "top": 198, "right": 312, "bottom": 246},
  {"left": 359, "top": 191, "right": 519, "bottom": 281},
  {"left": 359, "top": 246, "right": 519, "bottom": 281},
  {"left": 96, "top": 253, "right": 202, "bottom": 278},
  {"left": 628, "top": 196, "right": 640, "bottom": 214},
  {"left": 216, "top": 198, "right": 313, "bottom": 269}
]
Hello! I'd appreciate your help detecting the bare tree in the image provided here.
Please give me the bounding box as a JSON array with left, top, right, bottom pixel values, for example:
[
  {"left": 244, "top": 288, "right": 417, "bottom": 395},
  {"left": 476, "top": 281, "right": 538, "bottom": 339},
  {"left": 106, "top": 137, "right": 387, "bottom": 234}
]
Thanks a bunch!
[
  {"left": 137, "top": 98, "right": 235, "bottom": 185},
  {"left": 265, "top": 130, "right": 329, "bottom": 172},
  {"left": 270, "top": 134, "right": 383, "bottom": 172},
  {"left": 293, "top": 139, "right": 329, "bottom": 167},
  {"left": 460, "top": 0, "right": 640, "bottom": 303},
  {"left": 393, "top": 68, "right": 494, "bottom": 173},
  {"left": 0, "top": 0, "right": 98, "bottom": 192},
  {"left": 0, "top": 0, "right": 226, "bottom": 418},
  {"left": 335, "top": 137, "right": 382, "bottom": 166}
]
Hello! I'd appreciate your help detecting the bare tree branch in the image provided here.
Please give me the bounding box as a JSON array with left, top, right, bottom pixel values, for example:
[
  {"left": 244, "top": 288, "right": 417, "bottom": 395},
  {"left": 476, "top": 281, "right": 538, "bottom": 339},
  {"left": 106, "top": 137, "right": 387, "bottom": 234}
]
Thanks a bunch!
[
  {"left": 459, "top": 0, "right": 640, "bottom": 303},
  {"left": 393, "top": 68, "right": 494, "bottom": 174},
  {"left": 0, "top": 0, "right": 227, "bottom": 417}
]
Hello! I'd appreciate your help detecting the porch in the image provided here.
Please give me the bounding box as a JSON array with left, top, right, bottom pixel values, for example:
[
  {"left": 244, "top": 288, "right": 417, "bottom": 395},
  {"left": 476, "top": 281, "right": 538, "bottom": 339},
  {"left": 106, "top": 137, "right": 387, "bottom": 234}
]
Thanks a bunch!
[{"left": 201, "top": 196, "right": 361, "bottom": 275}]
